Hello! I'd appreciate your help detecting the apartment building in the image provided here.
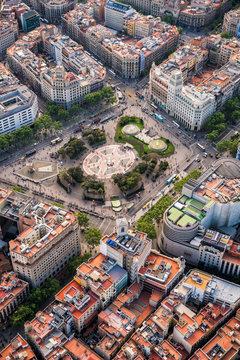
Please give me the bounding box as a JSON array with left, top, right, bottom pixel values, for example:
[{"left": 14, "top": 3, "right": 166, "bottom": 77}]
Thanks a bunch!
[
  {"left": 113, "top": 267, "right": 240, "bottom": 358},
  {"left": 9, "top": 201, "right": 80, "bottom": 287},
  {"left": 28, "top": 0, "right": 77, "bottom": 23},
  {"left": 150, "top": 38, "right": 240, "bottom": 126},
  {"left": 100, "top": 218, "right": 152, "bottom": 283},
  {"left": 41, "top": 65, "right": 90, "bottom": 110},
  {"left": 0, "top": 334, "right": 36, "bottom": 360},
  {"left": 218, "top": 38, "right": 240, "bottom": 67},
  {"left": 0, "top": 272, "right": 29, "bottom": 323},
  {"left": 62, "top": 5, "right": 96, "bottom": 46},
  {"left": 25, "top": 308, "right": 101, "bottom": 360},
  {"left": 150, "top": 66, "right": 215, "bottom": 130},
  {"left": 138, "top": 250, "right": 185, "bottom": 299},
  {"left": 25, "top": 310, "right": 70, "bottom": 358},
  {"left": 160, "top": 163, "right": 240, "bottom": 266},
  {"left": 78, "top": 252, "right": 128, "bottom": 300},
  {"left": 55, "top": 279, "right": 100, "bottom": 332},
  {"left": 104, "top": 1, "right": 135, "bottom": 31},
  {"left": 0, "top": 63, "right": 38, "bottom": 135},
  {"left": 223, "top": 8, "right": 240, "bottom": 36},
  {"left": 0, "top": 16, "right": 18, "bottom": 58},
  {"left": 179, "top": 0, "right": 231, "bottom": 29},
  {"left": 190, "top": 309, "right": 240, "bottom": 360},
  {"left": 7, "top": 25, "right": 105, "bottom": 108}
]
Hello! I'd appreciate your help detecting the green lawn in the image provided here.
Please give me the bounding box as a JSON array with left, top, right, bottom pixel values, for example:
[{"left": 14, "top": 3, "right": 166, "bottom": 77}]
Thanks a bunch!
[{"left": 115, "top": 119, "right": 174, "bottom": 157}]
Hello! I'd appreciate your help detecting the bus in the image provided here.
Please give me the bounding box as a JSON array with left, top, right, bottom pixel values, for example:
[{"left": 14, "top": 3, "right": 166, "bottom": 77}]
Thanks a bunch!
[
  {"left": 92, "top": 118, "right": 100, "bottom": 124},
  {"left": 51, "top": 137, "right": 63, "bottom": 145},
  {"left": 136, "top": 92, "right": 144, "bottom": 99},
  {"left": 73, "top": 126, "right": 84, "bottom": 133},
  {"left": 100, "top": 114, "right": 114, "bottom": 123},
  {"left": 151, "top": 102, "right": 158, "bottom": 110},
  {"left": 25, "top": 149, "right": 36, "bottom": 157},
  {"left": 154, "top": 113, "right": 164, "bottom": 122},
  {"left": 108, "top": 69, "right": 116, "bottom": 77},
  {"left": 167, "top": 174, "right": 177, "bottom": 185},
  {"left": 197, "top": 143, "right": 205, "bottom": 152},
  {"left": 173, "top": 121, "right": 180, "bottom": 128},
  {"left": 172, "top": 175, "right": 179, "bottom": 183}
]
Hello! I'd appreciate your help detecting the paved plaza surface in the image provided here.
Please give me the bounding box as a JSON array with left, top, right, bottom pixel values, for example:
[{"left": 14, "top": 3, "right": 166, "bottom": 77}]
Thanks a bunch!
[
  {"left": 17, "top": 160, "right": 58, "bottom": 182},
  {"left": 83, "top": 144, "right": 135, "bottom": 179}
]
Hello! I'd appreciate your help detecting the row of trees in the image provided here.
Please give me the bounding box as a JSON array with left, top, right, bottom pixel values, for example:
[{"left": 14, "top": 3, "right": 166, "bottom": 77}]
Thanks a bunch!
[
  {"left": 0, "top": 112, "right": 62, "bottom": 150},
  {"left": 11, "top": 279, "right": 60, "bottom": 326},
  {"left": 136, "top": 195, "right": 174, "bottom": 239},
  {"left": 205, "top": 96, "right": 240, "bottom": 142},
  {"left": 173, "top": 170, "right": 202, "bottom": 193},
  {"left": 217, "top": 135, "right": 239, "bottom": 156},
  {"left": 84, "top": 86, "right": 116, "bottom": 106}
]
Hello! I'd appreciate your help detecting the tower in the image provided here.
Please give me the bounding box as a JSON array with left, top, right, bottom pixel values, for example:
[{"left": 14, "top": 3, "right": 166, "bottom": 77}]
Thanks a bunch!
[
  {"left": 166, "top": 69, "right": 183, "bottom": 116},
  {"left": 116, "top": 218, "right": 128, "bottom": 235}
]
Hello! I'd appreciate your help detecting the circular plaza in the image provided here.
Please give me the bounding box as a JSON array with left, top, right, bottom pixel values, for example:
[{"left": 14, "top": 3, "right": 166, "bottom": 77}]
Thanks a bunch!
[{"left": 83, "top": 144, "right": 135, "bottom": 179}]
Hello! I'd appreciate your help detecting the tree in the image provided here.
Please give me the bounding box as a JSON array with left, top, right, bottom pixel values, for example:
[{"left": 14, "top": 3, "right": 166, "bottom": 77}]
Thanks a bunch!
[
  {"left": 162, "top": 14, "right": 174, "bottom": 24},
  {"left": 68, "top": 166, "right": 84, "bottom": 182},
  {"left": 85, "top": 227, "right": 102, "bottom": 250},
  {"left": 221, "top": 32, "right": 232, "bottom": 39},
  {"left": 108, "top": 96, "right": 117, "bottom": 104},
  {"left": 41, "top": 113, "right": 53, "bottom": 130},
  {"left": 58, "top": 109, "right": 69, "bottom": 121},
  {"left": 230, "top": 110, "right": 240, "bottom": 124},
  {"left": 136, "top": 221, "right": 156, "bottom": 239},
  {"left": 101, "top": 86, "right": 114, "bottom": 99},
  {"left": 217, "top": 139, "right": 231, "bottom": 152},
  {"left": 205, "top": 112, "right": 225, "bottom": 133},
  {"left": 178, "top": 26, "right": 183, "bottom": 34},
  {"left": 134, "top": 162, "right": 148, "bottom": 174},
  {"left": 53, "top": 121, "right": 62, "bottom": 131},
  {"left": 207, "top": 130, "right": 219, "bottom": 141},
  {"left": 71, "top": 105, "right": 83, "bottom": 114},
  {"left": 46, "top": 101, "right": 60, "bottom": 115},
  {"left": 11, "top": 305, "right": 34, "bottom": 326},
  {"left": 174, "top": 170, "right": 202, "bottom": 193},
  {"left": 77, "top": 212, "right": 89, "bottom": 228}
]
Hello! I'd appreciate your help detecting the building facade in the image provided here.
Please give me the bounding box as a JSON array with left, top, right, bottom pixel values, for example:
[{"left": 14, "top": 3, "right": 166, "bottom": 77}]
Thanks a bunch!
[
  {"left": 104, "top": 1, "right": 135, "bottom": 31},
  {"left": 223, "top": 8, "right": 240, "bottom": 36},
  {"left": 0, "top": 272, "right": 29, "bottom": 323},
  {"left": 9, "top": 202, "right": 80, "bottom": 287}
]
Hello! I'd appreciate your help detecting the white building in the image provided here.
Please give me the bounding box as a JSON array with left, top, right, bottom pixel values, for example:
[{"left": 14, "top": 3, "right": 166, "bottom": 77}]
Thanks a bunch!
[
  {"left": 150, "top": 66, "right": 215, "bottom": 130},
  {"left": 41, "top": 65, "right": 90, "bottom": 110},
  {"left": 0, "top": 86, "right": 38, "bottom": 135},
  {"left": 104, "top": 1, "right": 135, "bottom": 31}
]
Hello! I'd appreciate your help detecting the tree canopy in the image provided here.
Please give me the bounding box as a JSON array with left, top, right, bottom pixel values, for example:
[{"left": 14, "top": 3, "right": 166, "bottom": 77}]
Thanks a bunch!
[
  {"left": 85, "top": 227, "right": 102, "bottom": 249},
  {"left": 77, "top": 212, "right": 89, "bottom": 228},
  {"left": 174, "top": 170, "right": 202, "bottom": 193}
]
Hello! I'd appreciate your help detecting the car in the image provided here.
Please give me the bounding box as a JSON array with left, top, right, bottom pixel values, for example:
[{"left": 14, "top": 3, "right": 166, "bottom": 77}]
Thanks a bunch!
[
  {"left": 197, "top": 158, "right": 201, "bottom": 162},
  {"left": 209, "top": 153, "right": 213, "bottom": 158},
  {"left": 203, "top": 153, "right": 207, "bottom": 158}
]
